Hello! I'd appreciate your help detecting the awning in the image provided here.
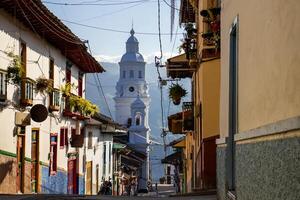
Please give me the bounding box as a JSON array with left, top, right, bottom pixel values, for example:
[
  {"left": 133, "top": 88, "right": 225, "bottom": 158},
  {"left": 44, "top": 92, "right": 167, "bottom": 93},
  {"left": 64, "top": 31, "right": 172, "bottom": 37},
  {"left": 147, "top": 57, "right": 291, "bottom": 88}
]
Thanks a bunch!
[
  {"left": 161, "top": 151, "right": 183, "bottom": 165},
  {"left": 169, "top": 136, "right": 186, "bottom": 148},
  {"left": 113, "top": 143, "right": 126, "bottom": 149},
  {"left": 166, "top": 54, "right": 195, "bottom": 79}
]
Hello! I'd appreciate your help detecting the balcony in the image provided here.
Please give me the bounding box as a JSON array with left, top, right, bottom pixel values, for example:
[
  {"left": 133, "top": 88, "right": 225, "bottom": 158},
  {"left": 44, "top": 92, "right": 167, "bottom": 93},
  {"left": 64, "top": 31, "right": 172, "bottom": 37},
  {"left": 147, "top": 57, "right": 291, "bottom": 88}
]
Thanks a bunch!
[
  {"left": 168, "top": 112, "right": 183, "bottom": 134},
  {"left": 166, "top": 54, "right": 195, "bottom": 79},
  {"left": 182, "top": 102, "right": 194, "bottom": 132},
  {"left": 21, "top": 77, "right": 35, "bottom": 106},
  {"left": 200, "top": 5, "right": 221, "bottom": 60},
  {"left": 49, "top": 88, "right": 60, "bottom": 112},
  {"left": 63, "top": 94, "right": 98, "bottom": 120},
  {"left": 70, "top": 128, "right": 84, "bottom": 147}
]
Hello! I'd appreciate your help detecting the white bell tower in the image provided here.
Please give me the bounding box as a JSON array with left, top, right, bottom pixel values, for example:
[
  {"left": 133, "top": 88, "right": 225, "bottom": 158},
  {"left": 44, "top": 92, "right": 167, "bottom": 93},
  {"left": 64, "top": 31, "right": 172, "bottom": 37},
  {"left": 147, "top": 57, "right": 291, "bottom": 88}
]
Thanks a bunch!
[{"left": 114, "top": 28, "right": 150, "bottom": 190}]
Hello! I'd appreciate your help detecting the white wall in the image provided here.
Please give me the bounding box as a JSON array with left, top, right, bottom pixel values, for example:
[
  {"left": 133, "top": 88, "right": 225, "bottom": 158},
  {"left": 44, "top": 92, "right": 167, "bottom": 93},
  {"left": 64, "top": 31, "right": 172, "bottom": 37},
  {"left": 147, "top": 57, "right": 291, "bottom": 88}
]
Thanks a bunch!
[
  {"left": 0, "top": 11, "right": 87, "bottom": 176},
  {"left": 84, "top": 125, "right": 114, "bottom": 194}
]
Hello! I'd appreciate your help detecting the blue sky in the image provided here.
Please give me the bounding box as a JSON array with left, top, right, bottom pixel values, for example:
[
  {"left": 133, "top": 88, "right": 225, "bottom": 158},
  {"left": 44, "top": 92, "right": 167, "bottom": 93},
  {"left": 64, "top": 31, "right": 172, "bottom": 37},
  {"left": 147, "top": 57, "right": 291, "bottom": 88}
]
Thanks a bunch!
[{"left": 44, "top": 0, "right": 183, "bottom": 63}]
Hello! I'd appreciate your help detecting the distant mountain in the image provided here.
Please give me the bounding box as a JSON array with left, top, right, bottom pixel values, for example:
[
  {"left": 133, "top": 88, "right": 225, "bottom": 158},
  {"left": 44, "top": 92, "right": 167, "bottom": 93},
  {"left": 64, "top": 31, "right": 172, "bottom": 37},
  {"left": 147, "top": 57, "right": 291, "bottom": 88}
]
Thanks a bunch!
[{"left": 86, "top": 62, "right": 190, "bottom": 181}]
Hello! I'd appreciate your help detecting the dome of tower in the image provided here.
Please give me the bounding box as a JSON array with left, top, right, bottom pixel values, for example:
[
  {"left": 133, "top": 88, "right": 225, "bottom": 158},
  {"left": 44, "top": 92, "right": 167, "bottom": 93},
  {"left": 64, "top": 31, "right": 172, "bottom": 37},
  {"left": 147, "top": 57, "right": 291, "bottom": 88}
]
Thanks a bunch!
[
  {"left": 131, "top": 95, "right": 146, "bottom": 109},
  {"left": 120, "top": 28, "right": 145, "bottom": 63}
]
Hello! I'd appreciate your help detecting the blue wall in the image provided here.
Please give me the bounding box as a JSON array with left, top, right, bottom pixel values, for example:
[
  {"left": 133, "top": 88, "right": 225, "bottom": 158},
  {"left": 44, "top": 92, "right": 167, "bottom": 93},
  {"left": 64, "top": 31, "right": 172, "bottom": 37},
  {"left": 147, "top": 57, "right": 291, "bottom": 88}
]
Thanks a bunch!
[
  {"left": 41, "top": 166, "right": 68, "bottom": 194},
  {"left": 78, "top": 175, "right": 85, "bottom": 195},
  {"left": 41, "top": 165, "right": 85, "bottom": 194}
]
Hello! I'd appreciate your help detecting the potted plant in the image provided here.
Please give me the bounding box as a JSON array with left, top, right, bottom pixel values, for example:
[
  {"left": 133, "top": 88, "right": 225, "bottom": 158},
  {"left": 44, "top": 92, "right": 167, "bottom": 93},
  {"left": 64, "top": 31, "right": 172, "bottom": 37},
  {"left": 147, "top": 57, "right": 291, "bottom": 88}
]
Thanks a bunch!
[
  {"left": 5, "top": 51, "right": 22, "bottom": 84},
  {"left": 35, "top": 76, "right": 53, "bottom": 94},
  {"left": 169, "top": 83, "right": 187, "bottom": 105}
]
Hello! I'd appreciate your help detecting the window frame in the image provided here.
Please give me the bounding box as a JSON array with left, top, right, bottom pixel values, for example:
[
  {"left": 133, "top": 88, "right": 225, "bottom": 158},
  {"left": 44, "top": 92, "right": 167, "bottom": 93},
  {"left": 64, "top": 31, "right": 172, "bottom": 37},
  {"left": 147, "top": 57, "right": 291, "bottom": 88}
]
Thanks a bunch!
[
  {"left": 0, "top": 70, "right": 7, "bottom": 102},
  {"left": 49, "top": 133, "right": 58, "bottom": 176}
]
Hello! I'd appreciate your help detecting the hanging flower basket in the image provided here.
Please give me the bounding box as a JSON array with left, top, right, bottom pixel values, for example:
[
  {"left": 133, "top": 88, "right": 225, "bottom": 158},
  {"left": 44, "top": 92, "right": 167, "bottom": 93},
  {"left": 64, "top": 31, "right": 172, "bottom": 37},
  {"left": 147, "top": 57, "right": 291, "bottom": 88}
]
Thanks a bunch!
[
  {"left": 35, "top": 77, "right": 53, "bottom": 94},
  {"left": 169, "top": 83, "right": 187, "bottom": 105}
]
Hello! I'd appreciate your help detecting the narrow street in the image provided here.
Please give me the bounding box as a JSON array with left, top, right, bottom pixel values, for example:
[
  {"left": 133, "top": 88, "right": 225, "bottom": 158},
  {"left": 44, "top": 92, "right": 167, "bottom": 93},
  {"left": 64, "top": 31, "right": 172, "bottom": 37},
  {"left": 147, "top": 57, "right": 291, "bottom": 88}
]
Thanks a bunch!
[
  {"left": 0, "top": 185, "right": 216, "bottom": 200},
  {"left": 0, "top": 195, "right": 216, "bottom": 200}
]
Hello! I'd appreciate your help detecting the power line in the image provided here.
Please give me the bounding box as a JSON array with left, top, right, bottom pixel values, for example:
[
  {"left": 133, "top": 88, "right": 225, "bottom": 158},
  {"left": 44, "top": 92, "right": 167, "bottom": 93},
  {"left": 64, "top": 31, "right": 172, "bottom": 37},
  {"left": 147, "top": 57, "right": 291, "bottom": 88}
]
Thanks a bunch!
[
  {"left": 87, "top": 42, "right": 113, "bottom": 118},
  {"left": 162, "top": 0, "right": 180, "bottom": 11},
  {"left": 78, "top": 1, "right": 150, "bottom": 22},
  {"left": 62, "top": 19, "right": 183, "bottom": 36},
  {"left": 43, "top": 0, "right": 151, "bottom": 6}
]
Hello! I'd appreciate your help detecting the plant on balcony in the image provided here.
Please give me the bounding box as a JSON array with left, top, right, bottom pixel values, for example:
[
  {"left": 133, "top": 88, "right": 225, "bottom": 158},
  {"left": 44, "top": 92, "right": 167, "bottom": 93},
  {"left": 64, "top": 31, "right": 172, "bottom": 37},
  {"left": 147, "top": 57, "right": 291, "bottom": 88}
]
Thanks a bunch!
[
  {"left": 5, "top": 51, "right": 22, "bottom": 84},
  {"left": 35, "top": 76, "right": 53, "bottom": 94},
  {"left": 169, "top": 83, "right": 187, "bottom": 105},
  {"left": 184, "top": 23, "right": 197, "bottom": 39},
  {"left": 60, "top": 83, "right": 73, "bottom": 97},
  {"left": 68, "top": 95, "right": 99, "bottom": 117}
]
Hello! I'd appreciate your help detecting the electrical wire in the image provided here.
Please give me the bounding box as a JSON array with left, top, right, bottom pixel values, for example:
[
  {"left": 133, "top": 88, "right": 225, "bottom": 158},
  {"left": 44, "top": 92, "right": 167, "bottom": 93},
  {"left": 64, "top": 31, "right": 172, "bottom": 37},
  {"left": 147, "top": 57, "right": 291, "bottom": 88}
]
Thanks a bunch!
[
  {"left": 21, "top": 0, "right": 83, "bottom": 45},
  {"left": 43, "top": 0, "right": 151, "bottom": 6},
  {"left": 162, "top": 0, "right": 180, "bottom": 11},
  {"left": 62, "top": 19, "right": 183, "bottom": 36},
  {"left": 87, "top": 42, "right": 113, "bottom": 118},
  {"left": 78, "top": 1, "right": 149, "bottom": 22}
]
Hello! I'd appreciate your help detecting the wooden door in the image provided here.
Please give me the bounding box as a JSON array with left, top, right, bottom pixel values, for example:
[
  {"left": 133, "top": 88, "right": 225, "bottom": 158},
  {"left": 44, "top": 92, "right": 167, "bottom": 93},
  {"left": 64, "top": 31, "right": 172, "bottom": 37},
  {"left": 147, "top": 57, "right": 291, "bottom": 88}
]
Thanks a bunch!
[
  {"left": 68, "top": 158, "right": 78, "bottom": 194},
  {"left": 16, "top": 132, "right": 25, "bottom": 193},
  {"left": 202, "top": 136, "right": 218, "bottom": 189},
  {"left": 86, "top": 161, "right": 92, "bottom": 194},
  {"left": 31, "top": 129, "right": 39, "bottom": 193}
]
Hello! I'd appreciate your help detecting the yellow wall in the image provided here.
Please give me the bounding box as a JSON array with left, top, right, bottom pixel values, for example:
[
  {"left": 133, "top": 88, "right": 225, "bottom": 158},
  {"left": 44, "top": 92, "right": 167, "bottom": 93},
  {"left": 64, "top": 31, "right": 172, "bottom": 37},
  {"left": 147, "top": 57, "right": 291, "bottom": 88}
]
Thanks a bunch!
[
  {"left": 220, "top": 0, "right": 300, "bottom": 137},
  {"left": 202, "top": 59, "right": 221, "bottom": 138},
  {"left": 184, "top": 132, "right": 194, "bottom": 193}
]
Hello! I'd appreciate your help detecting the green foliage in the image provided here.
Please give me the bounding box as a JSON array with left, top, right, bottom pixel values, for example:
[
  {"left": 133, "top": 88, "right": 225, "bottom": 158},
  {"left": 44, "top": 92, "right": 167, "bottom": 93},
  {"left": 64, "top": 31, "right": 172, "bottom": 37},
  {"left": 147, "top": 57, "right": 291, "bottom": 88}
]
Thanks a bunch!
[
  {"left": 35, "top": 76, "right": 53, "bottom": 94},
  {"left": 69, "top": 95, "right": 99, "bottom": 117},
  {"left": 60, "top": 83, "right": 72, "bottom": 97},
  {"left": 5, "top": 51, "right": 23, "bottom": 84},
  {"left": 169, "top": 83, "right": 187, "bottom": 105}
]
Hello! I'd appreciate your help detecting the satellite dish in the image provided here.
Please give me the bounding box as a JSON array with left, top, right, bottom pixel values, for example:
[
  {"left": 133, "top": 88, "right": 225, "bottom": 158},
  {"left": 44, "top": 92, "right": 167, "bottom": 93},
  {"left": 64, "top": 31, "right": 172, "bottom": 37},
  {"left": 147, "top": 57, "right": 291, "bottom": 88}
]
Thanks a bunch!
[{"left": 30, "top": 104, "right": 48, "bottom": 122}]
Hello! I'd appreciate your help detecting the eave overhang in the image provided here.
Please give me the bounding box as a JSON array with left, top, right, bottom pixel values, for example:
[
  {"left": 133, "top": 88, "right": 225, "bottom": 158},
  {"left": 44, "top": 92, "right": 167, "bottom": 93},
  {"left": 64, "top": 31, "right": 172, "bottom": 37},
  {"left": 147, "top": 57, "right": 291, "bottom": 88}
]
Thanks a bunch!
[
  {"left": 0, "top": 0, "right": 104, "bottom": 73},
  {"left": 166, "top": 54, "right": 195, "bottom": 79}
]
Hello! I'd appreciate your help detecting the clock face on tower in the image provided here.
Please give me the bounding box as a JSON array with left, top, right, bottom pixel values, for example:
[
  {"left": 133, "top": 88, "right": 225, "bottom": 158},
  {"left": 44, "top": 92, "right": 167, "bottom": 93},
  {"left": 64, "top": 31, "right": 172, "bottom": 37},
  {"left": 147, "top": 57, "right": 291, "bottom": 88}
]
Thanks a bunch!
[{"left": 129, "top": 86, "right": 135, "bottom": 92}]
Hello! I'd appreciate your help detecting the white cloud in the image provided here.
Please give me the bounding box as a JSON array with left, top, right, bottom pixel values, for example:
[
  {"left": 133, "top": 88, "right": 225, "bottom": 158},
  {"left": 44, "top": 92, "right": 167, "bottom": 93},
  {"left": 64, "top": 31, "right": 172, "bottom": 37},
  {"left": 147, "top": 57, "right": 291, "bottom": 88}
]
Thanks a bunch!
[
  {"left": 94, "top": 55, "right": 121, "bottom": 63},
  {"left": 94, "top": 51, "right": 178, "bottom": 64}
]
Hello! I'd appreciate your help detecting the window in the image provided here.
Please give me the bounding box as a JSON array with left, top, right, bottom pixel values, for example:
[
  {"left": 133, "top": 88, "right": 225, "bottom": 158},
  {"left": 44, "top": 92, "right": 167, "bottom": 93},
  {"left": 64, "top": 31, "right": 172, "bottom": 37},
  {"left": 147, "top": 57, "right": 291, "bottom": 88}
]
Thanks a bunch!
[
  {"left": 20, "top": 42, "right": 26, "bottom": 77},
  {"left": 88, "top": 131, "right": 93, "bottom": 149},
  {"left": 60, "top": 128, "right": 68, "bottom": 148},
  {"left": 227, "top": 19, "right": 238, "bottom": 191},
  {"left": 0, "top": 70, "right": 7, "bottom": 101},
  {"left": 21, "top": 78, "right": 34, "bottom": 106},
  {"left": 49, "top": 58, "right": 54, "bottom": 83},
  {"left": 127, "top": 118, "right": 132, "bottom": 128},
  {"left": 129, "top": 70, "right": 134, "bottom": 78},
  {"left": 49, "top": 133, "right": 58, "bottom": 175},
  {"left": 60, "top": 128, "right": 65, "bottom": 148},
  {"left": 66, "top": 61, "right": 71, "bottom": 83},
  {"left": 103, "top": 143, "right": 106, "bottom": 175},
  {"left": 78, "top": 72, "right": 83, "bottom": 97},
  {"left": 138, "top": 71, "right": 142, "bottom": 78},
  {"left": 122, "top": 71, "right": 126, "bottom": 79},
  {"left": 135, "top": 113, "right": 142, "bottom": 126}
]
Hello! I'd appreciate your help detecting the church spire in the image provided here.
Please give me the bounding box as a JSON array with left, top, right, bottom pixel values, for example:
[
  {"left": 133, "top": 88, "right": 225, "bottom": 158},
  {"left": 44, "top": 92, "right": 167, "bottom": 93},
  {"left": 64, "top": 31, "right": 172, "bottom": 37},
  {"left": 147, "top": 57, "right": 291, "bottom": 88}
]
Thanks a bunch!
[{"left": 126, "top": 28, "right": 139, "bottom": 53}]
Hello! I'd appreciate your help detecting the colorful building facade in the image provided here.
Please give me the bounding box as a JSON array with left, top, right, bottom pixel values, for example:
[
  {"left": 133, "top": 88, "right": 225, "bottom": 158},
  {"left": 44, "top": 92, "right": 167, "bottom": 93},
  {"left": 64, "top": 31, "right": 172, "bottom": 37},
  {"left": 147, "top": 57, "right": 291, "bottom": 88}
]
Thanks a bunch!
[{"left": 0, "top": 0, "right": 103, "bottom": 194}]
